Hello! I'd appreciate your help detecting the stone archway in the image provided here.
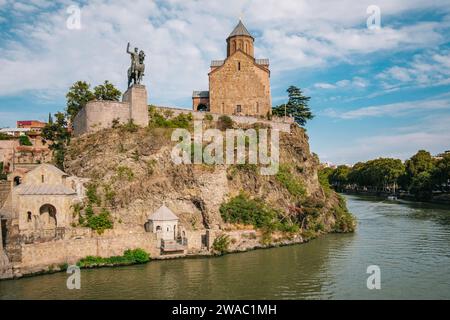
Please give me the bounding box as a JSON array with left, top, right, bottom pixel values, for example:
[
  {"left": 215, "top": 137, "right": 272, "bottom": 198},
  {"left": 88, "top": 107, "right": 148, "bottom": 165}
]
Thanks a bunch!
[
  {"left": 38, "top": 204, "right": 57, "bottom": 230},
  {"left": 13, "top": 176, "right": 22, "bottom": 186}
]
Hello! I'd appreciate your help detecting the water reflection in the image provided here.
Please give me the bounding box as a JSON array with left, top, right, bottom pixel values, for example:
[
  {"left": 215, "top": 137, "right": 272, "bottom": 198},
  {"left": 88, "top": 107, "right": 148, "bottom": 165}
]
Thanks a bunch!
[{"left": 0, "top": 195, "right": 449, "bottom": 299}]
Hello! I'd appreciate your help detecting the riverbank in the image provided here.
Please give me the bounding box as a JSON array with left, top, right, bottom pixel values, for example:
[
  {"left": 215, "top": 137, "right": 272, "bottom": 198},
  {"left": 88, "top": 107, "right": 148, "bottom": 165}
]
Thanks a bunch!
[
  {"left": 1, "top": 194, "right": 449, "bottom": 299},
  {"left": 337, "top": 189, "right": 450, "bottom": 206}
]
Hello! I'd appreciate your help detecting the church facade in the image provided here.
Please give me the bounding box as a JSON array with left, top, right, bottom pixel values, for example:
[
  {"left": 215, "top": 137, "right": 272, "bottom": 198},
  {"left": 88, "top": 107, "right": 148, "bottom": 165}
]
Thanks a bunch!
[{"left": 193, "top": 20, "right": 272, "bottom": 117}]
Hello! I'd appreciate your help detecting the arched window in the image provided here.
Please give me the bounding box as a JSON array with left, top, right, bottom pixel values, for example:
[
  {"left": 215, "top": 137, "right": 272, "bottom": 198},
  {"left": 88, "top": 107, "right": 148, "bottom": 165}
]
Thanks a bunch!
[
  {"left": 27, "top": 211, "right": 32, "bottom": 222},
  {"left": 197, "top": 104, "right": 208, "bottom": 112},
  {"left": 14, "top": 176, "right": 22, "bottom": 186},
  {"left": 156, "top": 226, "right": 162, "bottom": 232}
]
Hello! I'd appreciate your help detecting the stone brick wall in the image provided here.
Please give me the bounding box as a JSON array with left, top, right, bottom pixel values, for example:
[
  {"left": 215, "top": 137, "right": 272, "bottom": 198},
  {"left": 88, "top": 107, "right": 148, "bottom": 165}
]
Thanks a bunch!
[
  {"left": 19, "top": 232, "right": 160, "bottom": 273},
  {"left": 0, "top": 181, "right": 10, "bottom": 210},
  {"left": 209, "top": 51, "right": 271, "bottom": 117},
  {"left": 122, "top": 84, "right": 149, "bottom": 127},
  {"left": 73, "top": 100, "right": 130, "bottom": 136}
]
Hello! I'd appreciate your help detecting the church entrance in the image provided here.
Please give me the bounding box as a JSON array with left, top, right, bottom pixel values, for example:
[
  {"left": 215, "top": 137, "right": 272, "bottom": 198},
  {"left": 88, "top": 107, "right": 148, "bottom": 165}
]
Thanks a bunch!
[
  {"left": 197, "top": 104, "right": 208, "bottom": 112},
  {"left": 39, "top": 204, "right": 57, "bottom": 230}
]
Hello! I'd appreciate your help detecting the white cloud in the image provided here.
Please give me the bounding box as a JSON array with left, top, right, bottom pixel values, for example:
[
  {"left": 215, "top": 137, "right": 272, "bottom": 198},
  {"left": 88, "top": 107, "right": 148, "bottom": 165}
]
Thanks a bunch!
[
  {"left": 314, "top": 76, "right": 369, "bottom": 90},
  {"left": 0, "top": 0, "right": 449, "bottom": 106},
  {"left": 324, "top": 94, "right": 450, "bottom": 119}
]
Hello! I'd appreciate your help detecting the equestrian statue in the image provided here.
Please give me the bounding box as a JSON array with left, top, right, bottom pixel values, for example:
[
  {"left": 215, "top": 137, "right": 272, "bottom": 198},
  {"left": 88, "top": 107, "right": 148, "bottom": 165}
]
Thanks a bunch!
[{"left": 127, "top": 42, "right": 146, "bottom": 87}]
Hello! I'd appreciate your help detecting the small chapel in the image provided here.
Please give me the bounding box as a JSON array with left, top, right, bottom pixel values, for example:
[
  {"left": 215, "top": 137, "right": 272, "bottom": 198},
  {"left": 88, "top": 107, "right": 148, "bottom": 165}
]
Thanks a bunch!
[{"left": 192, "top": 20, "right": 272, "bottom": 117}]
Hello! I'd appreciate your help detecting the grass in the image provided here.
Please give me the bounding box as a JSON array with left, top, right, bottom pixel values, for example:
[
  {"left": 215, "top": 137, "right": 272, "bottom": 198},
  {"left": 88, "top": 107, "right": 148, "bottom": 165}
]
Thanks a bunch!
[{"left": 276, "top": 164, "right": 306, "bottom": 199}]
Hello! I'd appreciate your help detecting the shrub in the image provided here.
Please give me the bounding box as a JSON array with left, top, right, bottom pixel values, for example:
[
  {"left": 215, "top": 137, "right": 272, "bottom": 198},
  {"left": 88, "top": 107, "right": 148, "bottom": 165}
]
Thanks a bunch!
[
  {"left": 205, "top": 114, "right": 214, "bottom": 121},
  {"left": 19, "top": 135, "right": 32, "bottom": 146},
  {"left": 276, "top": 164, "right": 306, "bottom": 199},
  {"left": 86, "top": 183, "right": 101, "bottom": 205},
  {"left": 217, "top": 115, "right": 234, "bottom": 130},
  {"left": 212, "top": 234, "right": 230, "bottom": 255},
  {"left": 85, "top": 208, "right": 113, "bottom": 234},
  {"left": 122, "top": 120, "right": 139, "bottom": 132},
  {"left": 77, "top": 249, "right": 150, "bottom": 268},
  {"left": 332, "top": 195, "right": 356, "bottom": 233},
  {"left": 220, "top": 193, "right": 278, "bottom": 229}
]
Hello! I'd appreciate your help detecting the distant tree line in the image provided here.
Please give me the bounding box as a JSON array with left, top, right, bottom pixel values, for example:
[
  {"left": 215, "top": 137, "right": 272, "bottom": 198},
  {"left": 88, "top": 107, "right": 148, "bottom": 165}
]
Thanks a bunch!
[{"left": 320, "top": 150, "right": 450, "bottom": 201}]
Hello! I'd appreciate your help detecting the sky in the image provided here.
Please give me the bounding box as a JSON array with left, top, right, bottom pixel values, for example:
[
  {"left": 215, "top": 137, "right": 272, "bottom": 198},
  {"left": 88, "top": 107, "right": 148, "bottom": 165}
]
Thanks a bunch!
[{"left": 0, "top": 0, "right": 449, "bottom": 165}]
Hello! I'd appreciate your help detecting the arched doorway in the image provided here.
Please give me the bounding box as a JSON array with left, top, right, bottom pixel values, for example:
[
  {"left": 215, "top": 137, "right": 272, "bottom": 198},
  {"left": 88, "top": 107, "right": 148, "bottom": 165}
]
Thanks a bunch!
[
  {"left": 197, "top": 104, "right": 208, "bottom": 112},
  {"left": 39, "top": 204, "right": 57, "bottom": 230}
]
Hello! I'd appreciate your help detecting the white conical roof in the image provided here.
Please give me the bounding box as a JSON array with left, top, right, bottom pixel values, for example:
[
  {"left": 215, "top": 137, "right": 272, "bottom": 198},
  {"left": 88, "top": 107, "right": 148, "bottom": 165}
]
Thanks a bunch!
[{"left": 148, "top": 205, "right": 178, "bottom": 221}]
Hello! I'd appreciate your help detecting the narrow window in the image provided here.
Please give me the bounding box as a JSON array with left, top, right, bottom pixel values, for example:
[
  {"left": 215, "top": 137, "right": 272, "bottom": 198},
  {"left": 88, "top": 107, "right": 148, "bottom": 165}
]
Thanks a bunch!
[
  {"left": 41, "top": 175, "right": 45, "bottom": 183},
  {"left": 238, "top": 62, "right": 241, "bottom": 71},
  {"left": 236, "top": 105, "right": 242, "bottom": 113},
  {"left": 27, "top": 212, "right": 32, "bottom": 222}
]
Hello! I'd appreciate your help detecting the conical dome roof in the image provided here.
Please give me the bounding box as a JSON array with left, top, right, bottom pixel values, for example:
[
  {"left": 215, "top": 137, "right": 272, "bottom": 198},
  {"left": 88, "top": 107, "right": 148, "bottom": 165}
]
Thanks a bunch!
[{"left": 228, "top": 20, "right": 254, "bottom": 40}]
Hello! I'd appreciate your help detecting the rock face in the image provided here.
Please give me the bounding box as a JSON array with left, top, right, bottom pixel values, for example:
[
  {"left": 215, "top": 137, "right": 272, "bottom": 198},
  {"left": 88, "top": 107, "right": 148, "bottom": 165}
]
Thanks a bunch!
[{"left": 65, "top": 120, "right": 352, "bottom": 237}]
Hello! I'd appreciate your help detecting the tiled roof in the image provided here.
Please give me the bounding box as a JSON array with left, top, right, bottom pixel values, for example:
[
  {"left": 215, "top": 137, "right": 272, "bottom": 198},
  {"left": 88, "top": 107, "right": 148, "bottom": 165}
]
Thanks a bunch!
[
  {"left": 16, "top": 184, "right": 76, "bottom": 195},
  {"left": 28, "top": 163, "right": 68, "bottom": 177},
  {"left": 192, "top": 91, "right": 210, "bottom": 98},
  {"left": 148, "top": 205, "right": 179, "bottom": 221},
  {"left": 228, "top": 20, "right": 254, "bottom": 39},
  {"left": 211, "top": 60, "right": 225, "bottom": 67}
]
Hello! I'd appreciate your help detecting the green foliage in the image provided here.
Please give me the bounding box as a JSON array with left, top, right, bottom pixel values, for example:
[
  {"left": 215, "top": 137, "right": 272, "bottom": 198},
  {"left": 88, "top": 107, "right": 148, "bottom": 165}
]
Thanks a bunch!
[
  {"left": 149, "top": 108, "right": 193, "bottom": 129},
  {"left": 204, "top": 114, "right": 214, "bottom": 121},
  {"left": 77, "top": 249, "right": 150, "bottom": 268},
  {"left": 41, "top": 112, "right": 71, "bottom": 169},
  {"left": 220, "top": 193, "right": 276, "bottom": 229},
  {"left": 84, "top": 208, "right": 113, "bottom": 234},
  {"left": 217, "top": 115, "right": 234, "bottom": 130},
  {"left": 86, "top": 183, "right": 101, "bottom": 205},
  {"left": 93, "top": 80, "right": 122, "bottom": 101},
  {"left": 318, "top": 167, "right": 333, "bottom": 196},
  {"left": 272, "top": 86, "right": 314, "bottom": 126},
  {"left": 19, "top": 135, "right": 32, "bottom": 146},
  {"left": 212, "top": 234, "right": 231, "bottom": 255},
  {"left": 333, "top": 195, "right": 356, "bottom": 233},
  {"left": 66, "top": 81, "right": 95, "bottom": 121},
  {"left": 276, "top": 164, "right": 306, "bottom": 199},
  {"left": 0, "top": 133, "right": 14, "bottom": 140},
  {"left": 121, "top": 119, "right": 139, "bottom": 133}
]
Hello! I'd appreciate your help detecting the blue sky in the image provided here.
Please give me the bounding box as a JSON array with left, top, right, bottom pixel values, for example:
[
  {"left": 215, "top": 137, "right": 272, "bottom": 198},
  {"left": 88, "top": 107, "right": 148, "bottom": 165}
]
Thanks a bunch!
[{"left": 0, "top": 0, "right": 449, "bottom": 164}]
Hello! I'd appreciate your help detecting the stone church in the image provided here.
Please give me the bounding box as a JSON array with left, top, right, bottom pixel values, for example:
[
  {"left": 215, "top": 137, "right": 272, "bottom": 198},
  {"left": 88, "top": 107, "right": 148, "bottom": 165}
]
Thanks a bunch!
[{"left": 192, "top": 20, "right": 272, "bottom": 117}]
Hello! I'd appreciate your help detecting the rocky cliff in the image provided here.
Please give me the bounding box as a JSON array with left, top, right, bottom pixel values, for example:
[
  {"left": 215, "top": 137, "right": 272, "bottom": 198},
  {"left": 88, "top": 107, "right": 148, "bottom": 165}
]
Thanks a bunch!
[{"left": 65, "top": 115, "right": 354, "bottom": 246}]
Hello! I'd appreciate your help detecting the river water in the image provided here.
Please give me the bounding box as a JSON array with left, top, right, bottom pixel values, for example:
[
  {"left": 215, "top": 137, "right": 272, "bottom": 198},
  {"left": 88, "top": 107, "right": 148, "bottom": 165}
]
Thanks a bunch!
[{"left": 1, "top": 194, "right": 449, "bottom": 300}]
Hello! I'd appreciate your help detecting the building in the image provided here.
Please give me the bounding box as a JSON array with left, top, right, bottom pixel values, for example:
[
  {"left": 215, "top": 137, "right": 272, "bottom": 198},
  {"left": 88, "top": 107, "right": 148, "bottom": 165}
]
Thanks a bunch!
[
  {"left": 146, "top": 205, "right": 179, "bottom": 241},
  {"left": 192, "top": 20, "right": 272, "bottom": 117},
  {"left": 17, "top": 120, "right": 46, "bottom": 133},
  {"left": 0, "top": 128, "right": 31, "bottom": 137},
  {"left": 0, "top": 164, "right": 82, "bottom": 242}
]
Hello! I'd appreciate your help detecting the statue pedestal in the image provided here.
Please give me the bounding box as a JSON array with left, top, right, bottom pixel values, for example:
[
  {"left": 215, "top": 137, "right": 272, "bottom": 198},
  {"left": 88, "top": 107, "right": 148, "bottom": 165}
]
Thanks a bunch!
[{"left": 123, "top": 84, "right": 149, "bottom": 127}]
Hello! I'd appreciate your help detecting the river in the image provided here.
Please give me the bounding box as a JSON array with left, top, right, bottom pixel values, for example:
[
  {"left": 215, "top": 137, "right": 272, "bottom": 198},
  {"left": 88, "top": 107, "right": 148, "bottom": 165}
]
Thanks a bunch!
[{"left": 1, "top": 194, "right": 449, "bottom": 300}]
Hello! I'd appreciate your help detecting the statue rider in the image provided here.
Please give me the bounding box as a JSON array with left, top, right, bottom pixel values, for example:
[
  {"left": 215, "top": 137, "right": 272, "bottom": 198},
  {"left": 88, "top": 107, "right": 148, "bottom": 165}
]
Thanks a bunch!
[{"left": 127, "top": 42, "right": 140, "bottom": 78}]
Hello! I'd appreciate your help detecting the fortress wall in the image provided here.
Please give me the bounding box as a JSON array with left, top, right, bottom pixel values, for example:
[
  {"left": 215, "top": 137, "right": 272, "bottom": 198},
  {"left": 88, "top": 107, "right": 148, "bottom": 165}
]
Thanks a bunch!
[
  {"left": 155, "top": 106, "right": 293, "bottom": 132},
  {"left": 73, "top": 101, "right": 130, "bottom": 136},
  {"left": 19, "top": 232, "right": 160, "bottom": 273}
]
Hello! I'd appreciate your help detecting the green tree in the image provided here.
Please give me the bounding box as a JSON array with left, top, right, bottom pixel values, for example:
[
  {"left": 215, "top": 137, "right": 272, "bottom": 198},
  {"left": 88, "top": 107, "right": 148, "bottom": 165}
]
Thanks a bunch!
[
  {"left": 42, "top": 112, "right": 70, "bottom": 169},
  {"left": 66, "top": 81, "right": 95, "bottom": 121},
  {"left": 93, "top": 80, "right": 122, "bottom": 101},
  {"left": 433, "top": 153, "right": 450, "bottom": 190},
  {"left": 330, "top": 165, "right": 351, "bottom": 188},
  {"left": 272, "top": 86, "right": 314, "bottom": 126}
]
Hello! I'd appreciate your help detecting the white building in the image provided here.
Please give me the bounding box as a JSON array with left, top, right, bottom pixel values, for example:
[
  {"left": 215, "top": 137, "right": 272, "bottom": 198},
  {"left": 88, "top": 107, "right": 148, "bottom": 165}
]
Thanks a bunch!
[
  {"left": 0, "top": 128, "right": 31, "bottom": 137},
  {"left": 146, "top": 205, "right": 179, "bottom": 241}
]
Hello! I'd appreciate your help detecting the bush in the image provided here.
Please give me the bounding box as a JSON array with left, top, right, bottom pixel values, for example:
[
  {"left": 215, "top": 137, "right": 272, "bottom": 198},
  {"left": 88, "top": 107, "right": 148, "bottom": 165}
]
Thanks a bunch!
[
  {"left": 84, "top": 208, "right": 114, "bottom": 234},
  {"left": 276, "top": 164, "right": 306, "bottom": 199},
  {"left": 77, "top": 248, "right": 150, "bottom": 268},
  {"left": 149, "top": 109, "right": 193, "bottom": 129},
  {"left": 217, "top": 115, "right": 234, "bottom": 130},
  {"left": 212, "top": 234, "right": 230, "bottom": 255},
  {"left": 117, "top": 166, "right": 134, "bottom": 181},
  {"left": 86, "top": 183, "right": 100, "bottom": 205},
  {"left": 333, "top": 195, "right": 356, "bottom": 233},
  {"left": 19, "top": 135, "right": 32, "bottom": 146}
]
